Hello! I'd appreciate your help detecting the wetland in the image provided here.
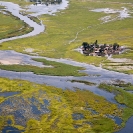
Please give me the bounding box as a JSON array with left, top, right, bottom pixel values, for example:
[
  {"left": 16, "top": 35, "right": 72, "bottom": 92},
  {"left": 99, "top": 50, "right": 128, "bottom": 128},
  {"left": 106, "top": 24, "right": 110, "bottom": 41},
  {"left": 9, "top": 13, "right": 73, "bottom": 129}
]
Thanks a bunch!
[{"left": 0, "top": 0, "right": 133, "bottom": 132}]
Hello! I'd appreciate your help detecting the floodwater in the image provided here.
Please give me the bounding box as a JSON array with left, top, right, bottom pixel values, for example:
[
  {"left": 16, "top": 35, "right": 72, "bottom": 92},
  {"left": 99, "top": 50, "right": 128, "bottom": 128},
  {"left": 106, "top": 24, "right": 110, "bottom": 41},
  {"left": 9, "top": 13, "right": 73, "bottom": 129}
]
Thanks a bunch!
[
  {"left": 90, "top": 7, "right": 131, "bottom": 23},
  {"left": 0, "top": 1, "right": 133, "bottom": 132}
]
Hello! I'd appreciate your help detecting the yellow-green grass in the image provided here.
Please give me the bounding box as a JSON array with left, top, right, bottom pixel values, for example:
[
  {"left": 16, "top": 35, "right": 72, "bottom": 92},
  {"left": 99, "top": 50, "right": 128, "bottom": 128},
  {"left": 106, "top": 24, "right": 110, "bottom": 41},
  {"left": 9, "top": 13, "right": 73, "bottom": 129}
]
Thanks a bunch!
[
  {"left": 0, "top": 11, "right": 33, "bottom": 40},
  {"left": 0, "top": 0, "right": 133, "bottom": 66},
  {"left": 0, "top": 77, "right": 122, "bottom": 132}
]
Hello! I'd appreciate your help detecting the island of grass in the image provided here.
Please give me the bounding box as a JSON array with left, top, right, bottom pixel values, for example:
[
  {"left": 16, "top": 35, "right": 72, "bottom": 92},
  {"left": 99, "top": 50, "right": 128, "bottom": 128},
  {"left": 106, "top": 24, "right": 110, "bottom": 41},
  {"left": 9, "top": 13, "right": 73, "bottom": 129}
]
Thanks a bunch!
[
  {"left": 0, "top": 77, "right": 123, "bottom": 132},
  {"left": 70, "top": 80, "right": 96, "bottom": 86},
  {"left": 0, "top": 58, "right": 86, "bottom": 76}
]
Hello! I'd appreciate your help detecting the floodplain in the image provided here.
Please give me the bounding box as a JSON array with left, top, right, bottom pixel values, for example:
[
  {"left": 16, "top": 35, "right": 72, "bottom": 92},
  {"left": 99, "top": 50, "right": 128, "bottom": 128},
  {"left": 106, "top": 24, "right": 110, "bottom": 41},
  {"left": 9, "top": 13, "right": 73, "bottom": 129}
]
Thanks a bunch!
[{"left": 0, "top": 0, "right": 133, "bottom": 132}]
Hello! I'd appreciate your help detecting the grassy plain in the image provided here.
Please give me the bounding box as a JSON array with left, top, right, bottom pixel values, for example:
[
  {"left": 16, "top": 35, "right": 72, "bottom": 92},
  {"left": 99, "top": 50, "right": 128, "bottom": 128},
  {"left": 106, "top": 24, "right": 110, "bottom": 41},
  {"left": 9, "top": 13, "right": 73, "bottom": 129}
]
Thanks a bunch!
[{"left": 0, "top": 0, "right": 133, "bottom": 69}]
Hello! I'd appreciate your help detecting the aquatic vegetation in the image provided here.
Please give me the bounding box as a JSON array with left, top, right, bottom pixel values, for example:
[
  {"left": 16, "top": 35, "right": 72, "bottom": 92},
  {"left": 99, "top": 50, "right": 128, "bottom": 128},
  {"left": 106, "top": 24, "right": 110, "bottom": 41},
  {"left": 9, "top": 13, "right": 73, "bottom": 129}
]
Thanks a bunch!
[
  {"left": 0, "top": 77, "right": 122, "bottom": 132},
  {"left": 70, "top": 80, "right": 96, "bottom": 86}
]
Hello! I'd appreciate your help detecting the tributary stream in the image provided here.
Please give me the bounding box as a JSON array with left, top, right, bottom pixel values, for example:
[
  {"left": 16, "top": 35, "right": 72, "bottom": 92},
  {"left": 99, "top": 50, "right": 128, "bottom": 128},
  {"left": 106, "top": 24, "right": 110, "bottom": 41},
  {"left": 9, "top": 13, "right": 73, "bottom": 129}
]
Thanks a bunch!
[{"left": 0, "top": 1, "right": 133, "bottom": 133}]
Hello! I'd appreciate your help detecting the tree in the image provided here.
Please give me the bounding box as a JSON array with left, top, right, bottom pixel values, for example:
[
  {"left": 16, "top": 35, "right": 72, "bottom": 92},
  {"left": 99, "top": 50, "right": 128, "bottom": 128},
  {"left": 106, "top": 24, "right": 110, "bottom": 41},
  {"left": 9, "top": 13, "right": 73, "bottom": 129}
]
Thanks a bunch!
[
  {"left": 113, "top": 43, "right": 119, "bottom": 50},
  {"left": 82, "top": 42, "right": 89, "bottom": 50}
]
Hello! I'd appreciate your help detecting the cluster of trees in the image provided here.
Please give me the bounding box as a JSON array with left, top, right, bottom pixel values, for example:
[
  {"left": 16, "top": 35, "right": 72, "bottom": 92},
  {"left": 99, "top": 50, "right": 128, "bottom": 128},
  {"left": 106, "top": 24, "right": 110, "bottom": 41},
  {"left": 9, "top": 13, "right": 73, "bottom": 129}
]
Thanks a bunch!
[
  {"left": 82, "top": 40, "right": 121, "bottom": 56},
  {"left": 30, "top": 0, "right": 62, "bottom": 5}
]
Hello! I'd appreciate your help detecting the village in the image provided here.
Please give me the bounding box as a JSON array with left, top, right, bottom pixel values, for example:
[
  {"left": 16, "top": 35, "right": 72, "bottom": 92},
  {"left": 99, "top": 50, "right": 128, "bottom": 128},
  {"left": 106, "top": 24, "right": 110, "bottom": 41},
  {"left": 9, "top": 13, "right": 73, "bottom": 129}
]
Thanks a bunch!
[{"left": 82, "top": 40, "right": 124, "bottom": 57}]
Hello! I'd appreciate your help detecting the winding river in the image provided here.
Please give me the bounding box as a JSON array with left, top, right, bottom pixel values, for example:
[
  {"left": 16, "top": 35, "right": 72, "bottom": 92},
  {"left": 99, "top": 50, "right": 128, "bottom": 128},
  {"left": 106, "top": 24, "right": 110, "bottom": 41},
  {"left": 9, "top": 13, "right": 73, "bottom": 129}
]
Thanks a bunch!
[{"left": 0, "top": 0, "right": 133, "bottom": 132}]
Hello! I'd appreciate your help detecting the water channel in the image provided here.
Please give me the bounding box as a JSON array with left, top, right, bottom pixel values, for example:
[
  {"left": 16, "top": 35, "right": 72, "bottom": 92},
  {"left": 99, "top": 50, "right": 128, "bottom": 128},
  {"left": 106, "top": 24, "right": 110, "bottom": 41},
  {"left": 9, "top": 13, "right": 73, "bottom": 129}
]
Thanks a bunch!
[{"left": 0, "top": 0, "right": 133, "bottom": 132}]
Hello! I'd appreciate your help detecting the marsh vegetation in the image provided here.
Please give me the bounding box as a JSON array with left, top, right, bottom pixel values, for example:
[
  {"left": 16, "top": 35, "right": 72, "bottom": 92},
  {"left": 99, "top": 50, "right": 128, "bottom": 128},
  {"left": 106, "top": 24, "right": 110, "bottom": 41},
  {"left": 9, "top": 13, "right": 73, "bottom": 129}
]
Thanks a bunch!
[{"left": 0, "top": 78, "right": 123, "bottom": 132}]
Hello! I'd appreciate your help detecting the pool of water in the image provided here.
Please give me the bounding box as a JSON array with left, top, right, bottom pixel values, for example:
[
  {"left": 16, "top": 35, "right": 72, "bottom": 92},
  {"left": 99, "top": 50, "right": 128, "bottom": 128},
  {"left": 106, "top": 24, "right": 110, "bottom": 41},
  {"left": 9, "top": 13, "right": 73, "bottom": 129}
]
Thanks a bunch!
[{"left": 0, "top": 91, "right": 20, "bottom": 97}]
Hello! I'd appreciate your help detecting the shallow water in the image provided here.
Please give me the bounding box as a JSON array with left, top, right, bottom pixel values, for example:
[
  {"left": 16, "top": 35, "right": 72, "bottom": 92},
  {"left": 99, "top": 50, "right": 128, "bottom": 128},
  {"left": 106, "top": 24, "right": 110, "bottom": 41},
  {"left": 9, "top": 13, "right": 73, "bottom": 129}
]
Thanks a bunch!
[
  {"left": 90, "top": 7, "right": 131, "bottom": 23},
  {"left": 0, "top": 91, "right": 20, "bottom": 97}
]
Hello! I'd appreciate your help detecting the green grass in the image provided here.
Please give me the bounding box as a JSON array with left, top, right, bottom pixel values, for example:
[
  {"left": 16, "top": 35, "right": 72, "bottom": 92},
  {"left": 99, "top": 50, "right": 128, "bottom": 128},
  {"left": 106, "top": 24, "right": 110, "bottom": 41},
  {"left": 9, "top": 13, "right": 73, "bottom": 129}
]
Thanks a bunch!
[
  {"left": 0, "top": 0, "right": 133, "bottom": 68},
  {"left": 0, "top": 11, "right": 33, "bottom": 40},
  {"left": 0, "top": 58, "right": 86, "bottom": 76}
]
